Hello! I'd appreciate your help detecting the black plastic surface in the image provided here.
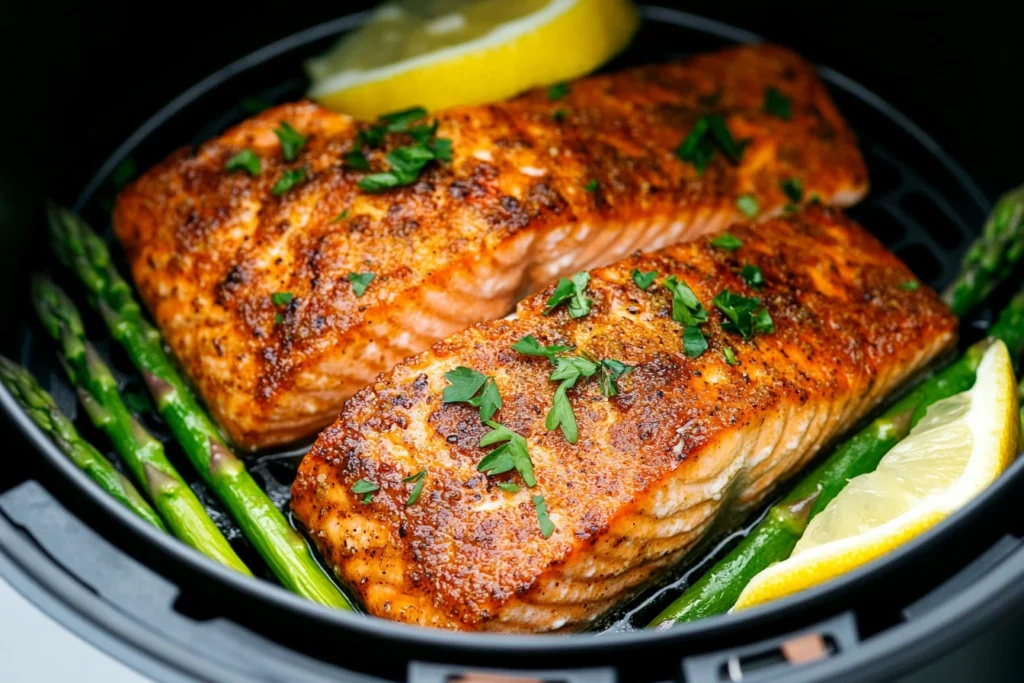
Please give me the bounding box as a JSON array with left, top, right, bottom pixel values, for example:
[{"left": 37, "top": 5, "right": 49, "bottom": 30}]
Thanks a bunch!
[{"left": 0, "top": 5, "right": 1022, "bottom": 683}]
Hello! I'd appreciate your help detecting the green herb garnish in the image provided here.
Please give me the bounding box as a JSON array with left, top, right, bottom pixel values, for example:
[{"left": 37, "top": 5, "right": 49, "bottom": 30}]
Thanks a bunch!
[
  {"left": 597, "top": 359, "right": 632, "bottom": 397},
  {"left": 584, "top": 179, "right": 599, "bottom": 193},
  {"left": 351, "top": 478, "right": 379, "bottom": 503},
  {"left": 532, "top": 494, "right": 555, "bottom": 538},
  {"left": 274, "top": 313, "right": 284, "bottom": 325},
  {"left": 682, "top": 326, "right": 708, "bottom": 358},
  {"left": 763, "top": 87, "right": 792, "bottom": 120},
  {"left": 478, "top": 421, "right": 535, "bottom": 487},
  {"left": 357, "top": 138, "right": 451, "bottom": 192},
  {"left": 547, "top": 82, "right": 570, "bottom": 101},
  {"left": 544, "top": 271, "right": 592, "bottom": 318},
  {"left": 274, "top": 121, "right": 307, "bottom": 162},
  {"left": 511, "top": 335, "right": 574, "bottom": 361},
  {"left": 347, "top": 272, "right": 375, "bottom": 297},
  {"left": 443, "top": 367, "right": 502, "bottom": 421},
  {"left": 271, "top": 291, "right": 293, "bottom": 306},
  {"left": 711, "top": 233, "right": 743, "bottom": 252},
  {"left": 736, "top": 194, "right": 760, "bottom": 219},
  {"left": 676, "top": 114, "right": 747, "bottom": 174},
  {"left": 632, "top": 269, "right": 658, "bottom": 291},
  {"left": 713, "top": 290, "right": 774, "bottom": 340},
  {"left": 344, "top": 149, "right": 371, "bottom": 170},
  {"left": 331, "top": 210, "right": 349, "bottom": 223},
  {"left": 403, "top": 470, "right": 427, "bottom": 506},
  {"left": 272, "top": 167, "right": 307, "bottom": 196},
  {"left": 225, "top": 149, "right": 261, "bottom": 176},
  {"left": 662, "top": 275, "right": 709, "bottom": 327},
  {"left": 379, "top": 106, "right": 428, "bottom": 131},
  {"left": 781, "top": 178, "right": 803, "bottom": 203},
  {"left": 553, "top": 108, "right": 568, "bottom": 122},
  {"left": 741, "top": 264, "right": 765, "bottom": 289},
  {"left": 723, "top": 346, "right": 738, "bottom": 366},
  {"left": 496, "top": 482, "right": 521, "bottom": 493},
  {"left": 545, "top": 355, "right": 600, "bottom": 444},
  {"left": 901, "top": 280, "right": 921, "bottom": 291}
]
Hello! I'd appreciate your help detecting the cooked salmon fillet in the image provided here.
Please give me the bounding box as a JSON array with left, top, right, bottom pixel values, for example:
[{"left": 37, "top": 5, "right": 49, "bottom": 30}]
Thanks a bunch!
[
  {"left": 114, "top": 44, "right": 868, "bottom": 450},
  {"left": 291, "top": 208, "right": 956, "bottom": 632}
]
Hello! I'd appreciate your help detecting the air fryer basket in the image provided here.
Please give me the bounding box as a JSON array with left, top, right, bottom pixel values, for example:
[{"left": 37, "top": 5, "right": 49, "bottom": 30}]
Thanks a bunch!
[{"left": 3, "top": 6, "right": 1024, "bottom": 683}]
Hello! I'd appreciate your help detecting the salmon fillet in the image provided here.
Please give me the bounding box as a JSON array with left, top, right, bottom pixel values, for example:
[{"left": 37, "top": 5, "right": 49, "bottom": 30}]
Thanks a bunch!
[
  {"left": 114, "top": 44, "right": 868, "bottom": 450},
  {"left": 291, "top": 208, "right": 956, "bottom": 632}
]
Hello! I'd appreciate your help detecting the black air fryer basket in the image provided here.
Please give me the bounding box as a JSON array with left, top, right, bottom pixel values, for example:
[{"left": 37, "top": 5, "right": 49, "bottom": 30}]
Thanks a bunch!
[{"left": 2, "top": 5, "right": 1024, "bottom": 683}]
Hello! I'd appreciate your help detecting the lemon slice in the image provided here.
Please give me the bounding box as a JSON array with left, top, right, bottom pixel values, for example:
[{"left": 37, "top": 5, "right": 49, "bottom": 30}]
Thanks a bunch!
[
  {"left": 306, "top": 0, "right": 639, "bottom": 119},
  {"left": 735, "top": 340, "right": 1021, "bottom": 611}
]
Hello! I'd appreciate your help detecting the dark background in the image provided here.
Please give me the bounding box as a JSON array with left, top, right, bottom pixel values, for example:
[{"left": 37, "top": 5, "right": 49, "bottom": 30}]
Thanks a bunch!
[{"left": 0, "top": 2, "right": 1021, "bottom": 680}]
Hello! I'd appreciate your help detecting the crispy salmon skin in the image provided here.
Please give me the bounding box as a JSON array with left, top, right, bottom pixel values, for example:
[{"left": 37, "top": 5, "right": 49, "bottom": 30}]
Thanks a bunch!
[
  {"left": 114, "top": 44, "right": 868, "bottom": 450},
  {"left": 291, "top": 208, "right": 955, "bottom": 632}
]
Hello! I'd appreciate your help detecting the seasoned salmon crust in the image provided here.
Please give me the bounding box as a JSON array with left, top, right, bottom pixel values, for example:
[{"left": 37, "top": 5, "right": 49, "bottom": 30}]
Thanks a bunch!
[
  {"left": 291, "top": 208, "right": 956, "bottom": 632},
  {"left": 114, "top": 44, "right": 868, "bottom": 449}
]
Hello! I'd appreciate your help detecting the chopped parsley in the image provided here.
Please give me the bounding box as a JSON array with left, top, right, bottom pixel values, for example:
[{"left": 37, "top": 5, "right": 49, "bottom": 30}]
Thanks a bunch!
[
  {"left": 676, "top": 114, "right": 747, "bottom": 173},
  {"left": 511, "top": 335, "right": 574, "bottom": 361},
  {"left": 546, "top": 355, "right": 599, "bottom": 444},
  {"left": 781, "top": 178, "right": 803, "bottom": 203},
  {"left": 357, "top": 138, "right": 451, "bottom": 192},
  {"left": 477, "top": 421, "right": 535, "bottom": 487},
  {"left": 344, "top": 149, "right": 371, "bottom": 170},
  {"left": 271, "top": 291, "right": 294, "bottom": 306},
  {"left": 682, "top": 326, "right": 708, "bottom": 358},
  {"left": 723, "top": 346, "right": 738, "bottom": 366},
  {"left": 351, "top": 478, "right": 379, "bottom": 503},
  {"left": 736, "top": 194, "right": 760, "bottom": 219},
  {"left": 225, "top": 149, "right": 261, "bottom": 176},
  {"left": 274, "top": 121, "right": 307, "bottom": 162},
  {"left": 713, "top": 290, "right": 775, "bottom": 340},
  {"left": 547, "top": 82, "right": 570, "bottom": 101},
  {"left": 763, "top": 87, "right": 792, "bottom": 120},
  {"left": 402, "top": 470, "right": 427, "bottom": 506},
  {"left": 597, "top": 359, "right": 632, "bottom": 397},
  {"left": 544, "top": 271, "right": 592, "bottom": 318},
  {"left": 347, "top": 272, "right": 375, "bottom": 297},
  {"left": 711, "top": 233, "right": 743, "bottom": 252},
  {"left": 532, "top": 494, "right": 555, "bottom": 538},
  {"left": 379, "top": 106, "right": 428, "bottom": 130},
  {"left": 632, "top": 269, "right": 658, "bottom": 291},
  {"left": 496, "top": 481, "right": 521, "bottom": 493},
  {"left": 274, "top": 313, "right": 284, "bottom": 325},
  {"left": 662, "top": 276, "right": 709, "bottom": 327},
  {"left": 272, "top": 167, "right": 307, "bottom": 196},
  {"left": 584, "top": 179, "right": 599, "bottom": 193},
  {"left": 330, "top": 210, "right": 349, "bottom": 223},
  {"left": 741, "top": 264, "right": 765, "bottom": 289},
  {"left": 553, "top": 108, "right": 568, "bottom": 122},
  {"left": 443, "top": 367, "right": 502, "bottom": 421},
  {"left": 901, "top": 280, "right": 920, "bottom": 291}
]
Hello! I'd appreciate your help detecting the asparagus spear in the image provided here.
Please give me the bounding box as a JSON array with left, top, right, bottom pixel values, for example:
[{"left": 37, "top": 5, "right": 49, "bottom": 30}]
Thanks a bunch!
[
  {"left": 31, "top": 275, "right": 251, "bottom": 575},
  {"left": 47, "top": 205, "right": 350, "bottom": 609},
  {"left": 650, "top": 290, "right": 1024, "bottom": 627},
  {"left": 943, "top": 184, "right": 1024, "bottom": 317},
  {"left": 0, "top": 356, "right": 166, "bottom": 529}
]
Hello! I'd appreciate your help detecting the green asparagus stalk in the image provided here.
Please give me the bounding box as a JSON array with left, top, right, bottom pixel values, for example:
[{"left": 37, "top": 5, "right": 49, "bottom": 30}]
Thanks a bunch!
[
  {"left": 650, "top": 290, "right": 1024, "bottom": 627},
  {"left": 31, "top": 275, "right": 251, "bottom": 575},
  {"left": 47, "top": 204, "right": 350, "bottom": 609},
  {"left": 943, "top": 184, "right": 1024, "bottom": 317},
  {"left": 0, "top": 356, "right": 166, "bottom": 529}
]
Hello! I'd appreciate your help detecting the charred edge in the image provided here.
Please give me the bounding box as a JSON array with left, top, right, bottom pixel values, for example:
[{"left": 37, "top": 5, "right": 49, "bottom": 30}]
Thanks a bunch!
[
  {"left": 143, "top": 462, "right": 179, "bottom": 496},
  {"left": 143, "top": 370, "right": 175, "bottom": 407},
  {"left": 773, "top": 486, "right": 822, "bottom": 535},
  {"left": 208, "top": 438, "right": 244, "bottom": 478}
]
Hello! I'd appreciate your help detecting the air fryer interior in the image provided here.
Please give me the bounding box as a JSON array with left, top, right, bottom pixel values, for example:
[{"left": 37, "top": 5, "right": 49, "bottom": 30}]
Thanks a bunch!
[{"left": 2, "top": 6, "right": 1024, "bottom": 683}]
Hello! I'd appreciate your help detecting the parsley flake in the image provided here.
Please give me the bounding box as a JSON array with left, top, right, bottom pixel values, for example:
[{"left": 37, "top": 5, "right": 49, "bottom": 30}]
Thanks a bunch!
[
  {"left": 344, "top": 149, "right": 371, "bottom": 170},
  {"left": 545, "top": 355, "right": 600, "bottom": 444},
  {"left": 351, "top": 478, "right": 379, "bottom": 503},
  {"left": 901, "top": 280, "right": 920, "bottom": 291},
  {"left": 597, "top": 359, "right": 632, "bottom": 397},
  {"left": 676, "top": 115, "right": 747, "bottom": 173},
  {"left": 496, "top": 481, "right": 521, "bottom": 493},
  {"left": 477, "top": 421, "right": 535, "bottom": 486},
  {"left": 544, "top": 271, "right": 592, "bottom": 318},
  {"left": 736, "top": 194, "right": 760, "bottom": 219},
  {"left": 347, "top": 272, "right": 375, "bottom": 297},
  {"left": 584, "top": 179, "right": 599, "bottom": 193},
  {"left": 723, "top": 346, "right": 738, "bottom": 366},
  {"left": 511, "top": 335, "right": 574, "bottom": 362},
  {"left": 271, "top": 291, "right": 294, "bottom": 306},
  {"left": 331, "top": 210, "right": 349, "bottom": 223},
  {"left": 274, "top": 121, "right": 307, "bottom": 162},
  {"left": 274, "top": 313, "right": 284, "bottom": 325},
  {"left": 781, "top": 178, "right": 803, "bottom": 203},
  {"left": 443, "top": 367, "right": 502, "bottom": 421},
  {"left": 379, "top": 106, "right": 428, "bottom": 131},
  {"left": 632, "top": 269, "right": 658, "bottom": 291},
  {"left": 225, "top": 149, "right": 261, "bottom": 176},
  {"left": 741, "top": 264, "right": 765, "bottom": 289},
  {"left": 547, "top": 82, "right": 570, "bottom": 101},
  {"left": 553, "top": 108, "right": 568, "bottom": 122},
  {"left": 713, "top": 289, "right": 774, "bottom": 340},
  {"left": 403, "top": 470, "right": 427, "bottom": 506},
  {"left": 272, "top": 167, "right": 307, "bottom": 196},
  {"left": 532, "top": 494, "right": 555, "bottom": 538},
  {"left": 683, "top": 326, "right": 708, "bottom": 358},
  {"left": 763, "top": 87, "right": 792, "bottom": 120},
  {"left": 662, "top": 276, "right": 709, "bottom": 327},
  {"left": 711, "top": 233, "right": 743, "bottom": 251}
]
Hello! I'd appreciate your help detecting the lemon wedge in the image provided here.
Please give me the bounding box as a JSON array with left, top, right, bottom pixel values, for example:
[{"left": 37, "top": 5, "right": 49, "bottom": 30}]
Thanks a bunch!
[
  {"left": 306, "top": 0, "right": 639, "bottom": 119},
  {"left": 735, "top": 340, "right": 1021, "bottom": 611}
]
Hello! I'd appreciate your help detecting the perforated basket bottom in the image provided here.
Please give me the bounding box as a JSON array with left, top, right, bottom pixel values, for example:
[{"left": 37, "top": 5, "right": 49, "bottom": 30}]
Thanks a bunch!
[{"left": 8, "top": 7, "right": 996, "bottom": 635}]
